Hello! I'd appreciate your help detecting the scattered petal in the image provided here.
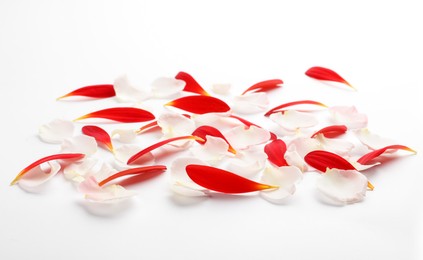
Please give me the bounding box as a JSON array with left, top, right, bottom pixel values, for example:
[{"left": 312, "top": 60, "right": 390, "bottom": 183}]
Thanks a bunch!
[
  {"left": 79, "top": 176, "right": 137, "bottom": 202},
  {"left": 305, "top": 66, "right": 354, "bottom": 89},
  {"left": 260, "top": 166, "right": 303, "bottom": 203},
  {"left": 355, "top": 128, "right": 396, "bottom": 150},
  {"left": 284, "top": 138, "right": 322, "bottom": 171},
  {"left": 241, "top": 79, "right": 283, "bottom": 95},
  {"left": 157, "top": 111, "right": 196, "bottom": 139},
  {"left": 192, "top": 125, "right": 236, "bottom": 154},
  {"left": 98, "top": 165, "right": 167, "bottom": 186},
  {"left": 175, "top": 71, "right": 210, "bottom": 96},
  {"left": 357, "top": 145, "right": 416, "bottom": 165},
  {"left": 60, "top": 135, "right": 97, "bottom": 156},
  {"left": 314, "top": 134, "right": 354, "bottom": 156},
  {"left": 165, "top": 95, "right": 231, "bottom": 114},
  {"left": 82, "top": 125, "right": 114, "bottom": 152},
  {"left": 151, "top": 77, "right": 185, "bottom": 98},
  {"left": 211, "top": 83, "right": 231, "bottom": 95},
  {"left": 18, "top": 161, "right": 61, "bottom": 188},
  {"left": 170, "top": 157, "right": 209, "bottom": 196},
  {"left": 264, "top": 139, "right": 289, "bottom": 167},
  {"left": 186, "top": 164, "right": 277, "bottom": 193},
  {"left": 63, "top": 158, "right": 98, "bottom": 183},
  {"left": 316, "top": 169, "right": 367, "bottom": 204},
  {"left": 190, "top": 136, "right": 232, "bottom": 165},
  {"left": 305, "top": 150, "right": 356, "bottom": 172},
  {"left": 57, "top": 84, "right": 115, "bottom": 100},
  {"left": 38, "top": 119, "right": 74, "bottom": 144},
  {"left": 232, "top": 92, "right": 269, "bottom": 114},
  {"left": 311, "top": 125, "right": 347, "bottom": 138},
  {"left": 226, "top": 147, "right": 267, "bottom": 177},
  {"left": 224, "top": 125, "right": 271, "bottom": 150},
  {"left": 113, "top": 74, "right": 150, "bottom": 102},
  {"left": 329, "top": 106, "right": 367, "bottom": 129},
  {"left": 137, "top": 121, "right": 160, "bottom": 134},
  {"left": 111, "top": 129, "right": 138, "bottom": 143},
  {"left": 269, "top": 110, "right": 318, "bottom": 132},
  {"left": 114, "top": 145, "right": 155, "bottom": 167},
  {"left": 265, "top": 100, "right": 327, "bottom": 117},
  {"left": 74, "top": 107, "right": 155, "bottom": 123},
  {"left": 228, "top": 114, "right": 278, "bottom": 140}
]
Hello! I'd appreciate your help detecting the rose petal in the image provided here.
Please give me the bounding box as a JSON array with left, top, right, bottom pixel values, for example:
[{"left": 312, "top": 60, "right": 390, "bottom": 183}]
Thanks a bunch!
[
  {"left": 151, "top": 77, "right": 185, "bottom": 98},
  {"left": 316, "top": 169, "right": 367, "bottom": 204},
  {"left": 355, "top": 128, "right": 396, "bottom": 150},
  {"left": 190, "top": 135, "right": 232, "bottom": 165},
  {"left": 269, "top": 110, "right": 318, "bottom": 132},
  {"left": 329, "top": 106, "right": 368, "bottom": 129},
  {"left": 226, "top": 147, "right": 267, "bottom": 177},
  {"left": 111, "top": 129, "right": 138, "bottom": 143},
  {"left": 60, "top": 135, "right": 97, "bottom": 156},
  {"left": 260, "top": 166, "right": 303, "bottom": 203},
  {"left": 113, "top": 74, "right": 150, "bottom": 102},
  {"left": 232, "top": 92, "right": 269, "bottom": 114},
  {"left": 38, "top": 119, "right": 74, "bottom": 144},
  {"left": 63, "top": 158, "right": 98, "bottom": 183},
  {"left": 79, "top": 176, "right": 137, "bottom": 202},
  {"left": 169, "top": 157, "right": 209, "bottom": 196},
  {"left": 315, "top": 134, "right": 354, "bottom": 156},
  {"left": 224, "top": 125, "right": 270, "bottom": 150},
  {"left": 18, "top": 161, "right": 61, "bottom": 188}
]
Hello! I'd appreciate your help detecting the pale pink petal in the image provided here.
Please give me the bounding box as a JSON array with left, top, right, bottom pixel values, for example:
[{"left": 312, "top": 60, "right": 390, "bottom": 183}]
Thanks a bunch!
[
  {"left": 190, "top": 135, "right": 232, "bottom": 165},
  {"left": 224, "top": 125, "right": 270, "bottom": 150},
  {"left": 355, "top": 128, "right": 396, "bottom": 150},
  {"left": 192, "top": 113, "right": 234, "bottom": 131},
  {"left": 350, "top": 161, "right": 381, "bottom": 171},
  {"left": 316, "top": 168, "right": 368, "bottom": 204},
  {"left": 60, "top": 135, "right": 97, "bottom": 156},
  {"left": 315, "top": 134, "right": 354, "bottom": 156},
  {"left": 38, "top": 119, "right": 74, "bottom": 144},
  {"left": 113, "top": 144, "right": 155, "bottom": 169},
  {"left": 151, "top": 77, "right": 185, "bottom": 98},
  {"left": 169, "top": 157, "right": 209, "bottom": 196},
  {"left": 269, "top": 110, "right": 318, "bottom": 132},
  {"left": 211, "top": 83, "right": 231, "bottom": 95},
  {"left": 285, "top": 137, "right": 322, "bottom": 172},
  {"left": 79, "top": 176, "right": 137, "bottom": 202},
  {"left": 260, "top": 166, "right": 303, "bottom": 203},
  {"left": 63, "top": 158, "right": 98, "bottom": 183},
  {"left": 18, "top": 161, "right": 61, "bottom": 188},
  {"left": 88, "top": 163, "right": 117, "bottom": 181},
  {"left": 329, "top": 106, "right": 368, "bottom": 129},
  {"left": 226, "top": 147, "right": 267, "bottom": 177},
  {"left": 113, "top": 74, "right": 150, "bottom": 102},
  {"left": 232, "top": 92, "right": 269, "bottom": 114},
  {"left": 111, "top": 129, "right": 137, "bottom": 143},
  {"left": 157, "top": 111, "right": 196, "bottom": 138},
  {"left": 284, "top": 148, "right": 308, "bottom": 172}
]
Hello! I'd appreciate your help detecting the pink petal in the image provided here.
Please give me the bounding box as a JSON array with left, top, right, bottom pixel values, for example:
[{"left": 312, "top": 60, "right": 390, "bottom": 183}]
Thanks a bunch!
[
  {"left": 260, "top": 166, "right": 303, "bottom": 203},
  {"left": 329, "top": 106, "right": 368, "bottom": 129},
  {"left": 226, "top": 147, "right": 267, "bottom": 177},
  {"left": 232, "top": 92, "right": 269, "bottom": 114},
  {"left": 314, "top": 134, "right": 354, "bottom": 156},
  {"left": 190, "top": 135, "right": 232, "bottom": 165},
  {"left": 157, "top": 111, "right": 196, "bottom": 139},
  {"left": 170, "top": 157, "right": 209, "bottom": 196},
  {"left": 224, "top": 125, "right": 271, "bottom": 150},
  {"left": 79, "top": 176, "right": 137, "bottom": 202},
  {"left": 18, "top": 161, "right": 61, "bottom": 188},
  {"left": 269, "top": 110, "right": 318, "bottom": 133},
  {"left": 63, "top": 158, "right": 98, "bottom": 183},
  {"left": 355, "top": 128, "right": 396, "bottom": 150}
]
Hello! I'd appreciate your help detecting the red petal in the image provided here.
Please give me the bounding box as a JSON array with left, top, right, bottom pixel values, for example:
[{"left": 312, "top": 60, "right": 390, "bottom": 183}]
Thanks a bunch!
[
  {"left": 186, "top": 164, "right": 277, "bottom": 193},
  {"left": 264, "top": 100, "right": 327, "bottom": 117},
  {"left": 264, "top": 139, "right": 289, "bottom": 167},
  {"left": 57, "top": 84, "right": 115, "bottom": 100},
  {"left": 311, "top": 125, "right": 348, "bottom": 138},
  {"left": 241, "top": 79, "right": 283, "bottom": 95},
  {"left": 192, "top": 125, "right": 236, "bottom": 154},
  {"left": 127, "top": 136, "right": 204, "bottom": 165},
  {"left": 74, "top": 107, "right": 155, "bottom": 123},
  {"left": 304, "top": 150, "right": 356, "bottom": 172},
  {"left": 175, "top": 71, "right": 210, "bottom": 96},
  {"left": 11, "top": 153, "right": 85, "bottom": 185},
  {"left": 305, "top": 66, "right": 354, "bottom": 89},
  {"left": 228, "top": 115, "right": 277, "bottom": 140},
  {"left": 357, "top": 145, "right": 416, "bottom": 165},
  {"left": 165, "top": 96, "right": 231, "bottom": 114},
  {"left": 98, "top": 165, "right": 167, "bottom": 186},
  {"left": 137, "top": 121, "right": 160, "bottom": 134},
  {"left": 82, "top": 125, "right": 114, "bottom": 152}
]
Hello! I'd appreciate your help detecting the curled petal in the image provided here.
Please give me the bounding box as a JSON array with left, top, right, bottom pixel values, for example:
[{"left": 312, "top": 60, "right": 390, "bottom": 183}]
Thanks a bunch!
[
  {"left": 170, "top": 157, "right": 209, "bottom": 196},
  {"left": 316, "top": 169, "right": 367, "bottom": 204},
  {"left": 111, "top": 129, "right": 138, "bottom": 143},
  {"left": 285, "top": 148, "right": 308, "bottom": 172},
  {"left": 57, "top": 84, "right": 115, "bottom": 100},
  {"left": 190, "top": 136, "right": 232, "bottom": 165},
  {"left": 11, "top": 153, "right": 84, "bottom": 185},
  {"left": 114, "top": 145, "right": 155, "bottom": 167},
  {"left": 269, "top": 110, "right": 318, "bottom": 132},
  {"left": 114, "top": 74, "right": 150, "bottom": 102},
  {"left": 63, "top": 158, "right": 98, "bottom": 183},
  {"left": 265, "top": 100, "right": 327, "bottom": 117},
  {"left": 61, "top": 135, "right": 97, "bottom": 156},
  {"left": 82, "top": 125, "right": 113, "bottom": 152},
  {"left": 186, "top": 164, "right": 277, "bottom": 193},
  {"left": 260, "top": 166, "right": 303, "bottom": 203},
  {"left": 79, "top": 176, "right": 137, "bottom": 202},
  {"left": 314, "top": 134, "right": 354, "bottom": 156},
  {"left": 98, "top": 165, "right": 167, "bottom": 186},
  {"left": 175, "top": 71, "right": 210, "bottom": 96},
  {"left": 18, "top": 161, "right": 61, "bottom": 188},
  {"left": 305, "top": 66, "right": 354, "bottom": 89},
  {"left": 357, "top": 145, "right": 416, "bottom": 165},
  {"left": 224, "top": 125, "right": 271, "bottom": 150},
  {"left": 305, "top": 150, "right": 356, "bottom": 172},
  {"left": 355, "top": 128, "right": 396, "bottom": 150},
  {"left": 228, "top": 114, "right": 278, "bottom": 140},
  {"left": 311, "top": 125, "right": 347, "bottom": 138},
  {"left": 74, "top": 107, "right": 155, "bottom": 123},
  {"left": 151, "top": 77, "right": 185, "bottom": 98},
  {"left": 284, "top": 138, "right": 322, "bottom": 172},
  {"left": 192, "top": 125, "right": 236, "bottom": 154},
  {"left": 226, "top": 147, "right": 267, "bottom": 177},
  {"left": 137, "top": 120, "right": 160, "bottom": 134},
  {"left": 165, "top": 95, "right": 231, "bottom": 114},
  {"left": 157, "top": 112, "right": 196, "bottom": 139},
  {"left": 211, "top": 83, "right": 231, "bottom": 95},
  {"left": 232, "top": 92, "right": 269, "bottom": 114},
  {"left": 241, "top": 79, "right": 283, "bottom": 95},
  {"left": 351, "top": 161, "right": 381, "bottom": 172},
  {"left": 264, "top": 139, "right": 289, "bottom": 167},
  {"left": 38, "top": 119, "right": 74, "bottom": 144},
  {"left": 329, "top": 106, "right": 367, "bottom": 129}
]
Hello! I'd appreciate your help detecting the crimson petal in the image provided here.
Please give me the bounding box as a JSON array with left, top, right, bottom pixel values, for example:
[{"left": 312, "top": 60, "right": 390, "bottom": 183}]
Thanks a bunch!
[
  {"left": 165, "top": 95, "right": 231, "bottom": 114},
  {"left": 241, "top": 79, "right": 283, "bottom": 95},
  {"left": 74, "top": 107, "right": 155, "bottom": 123},
  {"left": 264, "top": 100, "right": 327, "bottom": 117},
  {"left": 305, "top": 150, "right": 356, "bottom": 172},
  {"left": 311, "top": 125, "right": 348, "bottom": 138},
  {"left": 57, "top": 84, "right": 115, "bottom": 100},
  {"left": 305, "top": 66, "right": 354, "bottom": 89},
  {"left": 82, "top": 125, "right": 114, "bottom": 152},
  {"left": 192, "top": 125, "right": 236, "bottom": 154},
  {"left": 98, "top": 165, "right": 167, "bottom": 186},
  {"left": 357, "top": 145, "right": 416, "bottom": 165},
  {"left": 175, "top": 71, "right": 210, "bottom": 96},
  {"left": 264, "top": 139, "right": 289, "bottom": 167}
]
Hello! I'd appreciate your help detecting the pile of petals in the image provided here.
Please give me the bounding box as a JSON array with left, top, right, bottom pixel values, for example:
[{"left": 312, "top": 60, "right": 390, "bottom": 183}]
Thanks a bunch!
[{"left": 12, "top": 67, "right": 416, "bottom": 206}]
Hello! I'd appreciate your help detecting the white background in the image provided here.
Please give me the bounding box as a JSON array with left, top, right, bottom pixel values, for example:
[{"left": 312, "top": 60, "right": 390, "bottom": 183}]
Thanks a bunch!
[{"left": 0, "top": 1, "right": 422, "bottom": 259}]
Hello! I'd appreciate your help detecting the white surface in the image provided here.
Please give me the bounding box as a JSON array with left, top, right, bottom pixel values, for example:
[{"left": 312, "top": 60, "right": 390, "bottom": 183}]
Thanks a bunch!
[{"left": 1, "top": 1, "right": 422, "bottom": 259}]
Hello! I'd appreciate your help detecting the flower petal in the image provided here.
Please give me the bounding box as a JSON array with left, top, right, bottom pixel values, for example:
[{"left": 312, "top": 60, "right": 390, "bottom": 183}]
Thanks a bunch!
[
  {"left": 18, "top": 161, "right": 61, "bottom": 188},
  {"left": 151, "top": 77, "right": 185, "bottom": 98},
  {"left": 314, "top": 134, "right": 354, "bottom": 156},
  {"left": 355, "top": 128, "right": 396, "bottom": 150},
  {"left": 269, "top": 110, "right": 318, "bottom": 132},
  {"left": 170, "top": 157, "right": 209, "bottom": 196},
  {"left": 74, "top": 107, "right": 155, "bottom": 123},
  {"left": 305, "top": 66, "right": 354, "bottom": 89},
  {"left": 228, "top": 114, "right": 278, "bottom": 140},
  {"left": 260, "top": 166, "right": 303, "bottom": 203},
  {"left": 264, "top": 139, "right": 289, "bottom": 167},
  {"left": 192, "top": 125, "right": 236, "bottom": 154},
  {"left": 113, "top": 74, "right": 150, "bottom": 102},
  {"left": 157, "top": 111, "right": 196, "bottom": 139},
  {"left": 329, "top": 106, "right": 367, "bottom": 129},
  {"left": 357, "top": 145, "right": 416, "bottom": 165},
  {"left": 232, "top": 92, "right": 269, "bottom": 114},
  {"left": 60, "top": 135, "right": 97, "bottom": 156},
  {"left": 57, "top": 84, "right": 115, "bottom": 100},
  {"left": 224, "top": 125, "right": 270, "bottom": 150},
  {"left": 186, "top": 164, "right": 277, "bottom": 193},
  {"left": 111, "top": 129, "right": 138, "bottom": 143},
  {"left": 114, "top": 144, "right": 155, "bottom": 167},
  {"left": 175, "top": 71, "right": 210, "bottom": 96},
  {"left": 79, "top": 176, "right": 137, "bottom": 202},
  {"left": 63, "top": 158, "right": 98, "bottom": 183},
  {"left": 311, "top": 125, "right": 347, "bottom": 138},
  {"left": 98, "top": 165, "right": 167, "bottom": 186},
  {"left": 226, "top": 147, "right": 267, "bottom": 177},
  {"left": 82, "top": 125, "right": 114, "bottom": 152},
  {"left": 241, "top": 79, "right": 283, "bottom": 95},
  {"left": 190, "top": 136, "right": 232, "bottom": 165},
  {"left": 38, "top": 119, "right": 74, "bottom": 144},
  {"left": 165, "top": 95, "right": 231, "bottom": 114},
  {"left": 265, "top": 100, "right": 327, "bottom": 117},
  {"left": 316, "top": 169, "right": 367, "bottom": 204},
  {"left": 304, "top": 150, "right": 356, "bottom": 172},
  {"left": 211, "top": 83, "right": 231, "bottom": 95}
]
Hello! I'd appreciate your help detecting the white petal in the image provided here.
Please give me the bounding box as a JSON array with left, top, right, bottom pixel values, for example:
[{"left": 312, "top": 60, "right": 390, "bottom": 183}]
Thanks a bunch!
[
  {"left": 170, "top": 157, "right": 208, "bottom": 195},
  {"left": 284, "top": 148, "right": 308, "bottom": 172},
  {"left": 232, "top": 92, "right": 269, "bottom": 114},
  {"left": 38, "top": 119, "right": 74, "bottom": 144},
  {"left": 113, "top": 144, "right": 155, "bottom": 169},
  {"left": 113, "top": 74, "right": 150, "bottom": 102},
  {"left": 151, "top": 77, "right": 185, "bottom": 98},
  {"left": 226, "top": 147, "right": 267, "bottom": 177},
  {"left": 355, "top": 128, "right": 395, "bottom": 150},
  {"left": 18, "top": 161, "right": 61, "bottom": 188},
  {"left": 60, "top": 135, "right": 97, "bottom": 156},
  {"left": 211, "top": 83, "right": 231, "bottom": 95},
  {"left": 316, "top": 168, "right": 367, "bottom": 204},
  {"left": 190, "top": 135, "right": 232, "bottom": 165},
  {"left": 157, "top": 111, "right": 196, "bottom": 138},
  {"left": 170, "top": 182, "right": 209, "bottom": 197},
  {"left": 284, "top": 137, "right": 322, "bottom": 172},
  {"left": 224, "top": 125, "right": 270, "bottom": 150},
  {"left": 315, "top": 134, "right": 354, "bottom": 156},
  {"left": 260, "top": 166, "right": 303, "bottom": 203},
  {"left": 89, "top": 163, "right": 117, "bottom": 181},
  {"left": 79, "top": 176, "right": 137, "bottom": 202},
  {"left": 350, "top": 161, "right": 381, "bottom": 171},
  {"left": 329, "top": 106, "right": 368, "bottom": 129},
  {"left": 63, "top": 158, "right": 98, "bottom": 183},
  {"left": 192, "top": 113, "right": 233, "bottom": 131},
  {"left": 112, "top": 129, "right": 137, "bottom": 143},
  {"left": 269, "top": 110, "right": 318, "bottom": 131}
]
